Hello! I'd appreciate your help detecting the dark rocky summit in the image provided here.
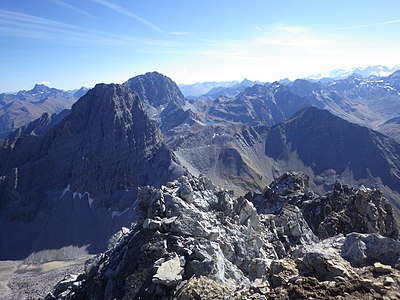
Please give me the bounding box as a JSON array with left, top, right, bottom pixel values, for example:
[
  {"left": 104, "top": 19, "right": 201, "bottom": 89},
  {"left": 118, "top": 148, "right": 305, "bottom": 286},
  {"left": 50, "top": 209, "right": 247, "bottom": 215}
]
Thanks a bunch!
[
  {"left": 124, "top": 72, "right": 186, "bottom": 109},
  {"left": 47, "top": 172, "right": 400, "bottom": 300},
  {"left": 0, "top": 83, "right": 185, "bottom": 259},
  {"left": 123, "top": 72, "right": 199, "bottom": 133}
]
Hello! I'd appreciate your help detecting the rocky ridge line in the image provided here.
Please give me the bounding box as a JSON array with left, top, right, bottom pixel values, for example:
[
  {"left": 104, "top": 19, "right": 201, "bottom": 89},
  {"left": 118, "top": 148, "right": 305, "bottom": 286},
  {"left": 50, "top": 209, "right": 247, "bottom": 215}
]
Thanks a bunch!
[{"left": 47, "top": 172, "right": 400, "bottom": 299}]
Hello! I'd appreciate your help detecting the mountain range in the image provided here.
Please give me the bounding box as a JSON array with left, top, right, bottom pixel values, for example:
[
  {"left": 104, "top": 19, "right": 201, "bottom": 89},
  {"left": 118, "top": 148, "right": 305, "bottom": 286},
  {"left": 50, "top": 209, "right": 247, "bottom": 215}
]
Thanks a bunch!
[
  {"left": 178, "top": 80, "right": 239, "bottom": 98},
  {"left": 307, "top": 65, "right": 400, "bottom": 81},
  {"left": 0, "top": 84, "right": 85, "bottom": 139},
  {"left": 2, "top": 70, "right": 400, "bottom": 260},
  {"left": 1, "top": 68, "right": 400, "bottom": 299}
]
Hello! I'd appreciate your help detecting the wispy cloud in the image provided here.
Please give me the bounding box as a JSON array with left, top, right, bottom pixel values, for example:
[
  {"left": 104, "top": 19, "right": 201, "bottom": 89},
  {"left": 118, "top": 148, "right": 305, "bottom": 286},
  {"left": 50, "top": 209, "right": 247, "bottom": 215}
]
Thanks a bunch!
[
  {"left": 166, "top": 23, "right": 400, "bottom": 83},
  {"left": 40, "top": 80, "right": 51, "bottom": 86},
  {"left": 327, "top": 19, "right": 400, "bottom": 31},
  {"left": 251, "top": 23, "right": 263, "bottom": 32},
  {"left": 49, "top": 0, "right": 95, "bottom": 19},
  {"left": 169, "top": 31, "right": 190, "bottom": 36},
  {"left": 0, "top": 9, "right": 181, "bottom": 48},
  {"left": 90, "top": 0, "right": 164, "bottom": 33}
]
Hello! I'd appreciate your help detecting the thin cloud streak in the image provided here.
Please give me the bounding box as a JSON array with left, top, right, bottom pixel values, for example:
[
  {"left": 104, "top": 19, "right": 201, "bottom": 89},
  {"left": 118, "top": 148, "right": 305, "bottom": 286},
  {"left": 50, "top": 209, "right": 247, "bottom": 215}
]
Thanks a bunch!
[
  {"left": 327, "top": 19, "right": 400, "bottom": 31},
  {"left": 0, "top": 9, "right": 181, "bottom": 48},
  {"left": 49, "top": 0, "right": 95, "bottom": 19},
  {"left": 169, "top": 31, "right": 190, "bottom": 36},
  {"left": 90, "top": 0, "right": 164, "bottom": 33},
  {"left": 252, "top": 23, "right": 263, "bottom": 32}
]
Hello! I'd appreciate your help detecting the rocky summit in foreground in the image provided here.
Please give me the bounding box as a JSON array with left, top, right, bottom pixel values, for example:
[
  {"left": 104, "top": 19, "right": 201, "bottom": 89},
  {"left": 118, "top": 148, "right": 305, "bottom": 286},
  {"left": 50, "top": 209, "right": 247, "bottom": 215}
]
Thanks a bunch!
[{"left": 47, "top": 172, "right": 400, "bottom": 300}]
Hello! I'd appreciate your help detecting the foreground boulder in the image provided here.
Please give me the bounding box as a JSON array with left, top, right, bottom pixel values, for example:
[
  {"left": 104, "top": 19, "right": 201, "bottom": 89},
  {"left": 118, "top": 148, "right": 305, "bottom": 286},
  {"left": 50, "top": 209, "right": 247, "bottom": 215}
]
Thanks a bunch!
[{"left": 47, "top": 173, "right": 400, "bottom": 299}]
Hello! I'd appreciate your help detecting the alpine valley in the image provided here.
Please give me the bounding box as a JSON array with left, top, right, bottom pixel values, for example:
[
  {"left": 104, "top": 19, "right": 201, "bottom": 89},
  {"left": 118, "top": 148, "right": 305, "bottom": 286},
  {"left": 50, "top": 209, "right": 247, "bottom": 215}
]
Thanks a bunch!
[{"left": 1, "top": 68, "right": 400, "bottom": 299}]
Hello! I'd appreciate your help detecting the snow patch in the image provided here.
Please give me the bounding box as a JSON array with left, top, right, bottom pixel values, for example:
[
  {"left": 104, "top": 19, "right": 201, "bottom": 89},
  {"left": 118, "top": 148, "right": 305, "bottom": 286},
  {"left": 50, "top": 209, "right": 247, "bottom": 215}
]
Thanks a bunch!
[
  {"left": 72, "top": 191, "right": 95, "bottom": 208},
  {"left": 60, "top": 184, "right": 71, "bottom": 199},
  {"left": 111, "top": 207, "right": 130, "bottom": 219},
  {"left": 86, "top": 192, "right": 94, "bottom": 208}
]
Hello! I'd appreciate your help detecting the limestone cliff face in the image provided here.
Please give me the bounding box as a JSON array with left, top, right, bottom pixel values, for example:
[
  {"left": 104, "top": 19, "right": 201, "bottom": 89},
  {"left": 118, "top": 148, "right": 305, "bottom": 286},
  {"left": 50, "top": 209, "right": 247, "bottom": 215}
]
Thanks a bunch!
[{"left": 0, "top": 83, "right": 185, "bottom": 259}]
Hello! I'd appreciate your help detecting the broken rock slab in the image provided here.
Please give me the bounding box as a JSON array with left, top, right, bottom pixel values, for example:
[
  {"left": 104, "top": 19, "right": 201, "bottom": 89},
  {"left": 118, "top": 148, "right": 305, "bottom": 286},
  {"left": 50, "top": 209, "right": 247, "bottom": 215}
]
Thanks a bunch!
[{"left": 153, "top": 253, "right": 184, "bottom": 286}]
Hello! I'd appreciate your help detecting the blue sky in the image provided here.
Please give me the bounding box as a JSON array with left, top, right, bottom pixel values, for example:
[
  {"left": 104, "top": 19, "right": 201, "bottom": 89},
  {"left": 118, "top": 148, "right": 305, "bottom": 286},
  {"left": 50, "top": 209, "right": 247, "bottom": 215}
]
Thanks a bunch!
[{"left": 1, "top": 0, "right": 400, "bottom": 91}]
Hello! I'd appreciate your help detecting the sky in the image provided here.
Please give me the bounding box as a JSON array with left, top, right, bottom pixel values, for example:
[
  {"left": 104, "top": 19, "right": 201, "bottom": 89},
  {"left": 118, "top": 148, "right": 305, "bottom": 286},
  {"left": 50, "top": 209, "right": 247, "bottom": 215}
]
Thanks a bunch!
[{"left": 1, "top": 0, "right": 400, "bottom": 92}]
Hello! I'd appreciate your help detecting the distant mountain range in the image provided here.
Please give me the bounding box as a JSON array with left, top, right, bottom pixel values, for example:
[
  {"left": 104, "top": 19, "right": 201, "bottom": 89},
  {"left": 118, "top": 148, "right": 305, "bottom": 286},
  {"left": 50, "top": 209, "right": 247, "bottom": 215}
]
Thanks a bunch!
[
  {"left": 178, "top": 80, "right": 239, "bottom": 97},
  {"left": 178, "top": 65, "right": 400, "bottom": 98},
  {"left": 307, "top": 65, "right": 400, "bottom": 81},
  {"left": 0, "top": 84, "right": 87, "bottom": 139},
  {"left": 2, "top": 68, "right": 400, "bottom": 263}
]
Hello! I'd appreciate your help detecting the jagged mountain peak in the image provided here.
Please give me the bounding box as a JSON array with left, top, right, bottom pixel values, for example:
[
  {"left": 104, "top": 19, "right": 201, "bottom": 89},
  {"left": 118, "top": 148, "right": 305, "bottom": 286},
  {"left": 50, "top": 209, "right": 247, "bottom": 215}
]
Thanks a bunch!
[
  {"left": 53, "top": 83, "right": 152, "bottom": 142},
  {"left": 235, "top": 78, "right": 256, "bottom": 87},
  {"left": 123, "top": 72, "right": 201, "bottom": 134},
  {"left": 124, "top": 72, "right": 186, "bottom": 108},
  {"left": 72, "top": 83, "right": 142, "bottom": 111},
  {"left": 0, "top": 81, "right": 186, "bottom": 259},
  {"left": 72, "top": 86, "right": 89, "bottom": 98},
  {"left": 289, "top": 79, "right": 322, "bottom": 97},
  {"left": 32, "top": 84, "right": 52, "bottom": 93},
  {"left": 241, "top": 83, "right": 269, "bottom": 96}
]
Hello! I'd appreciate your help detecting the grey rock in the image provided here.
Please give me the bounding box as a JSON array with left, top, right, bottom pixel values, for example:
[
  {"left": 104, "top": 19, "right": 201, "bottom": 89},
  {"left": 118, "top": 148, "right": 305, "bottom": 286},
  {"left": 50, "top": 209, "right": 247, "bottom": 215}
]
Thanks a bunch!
[
  {"left": 249, "top": 172, "right": 398, "bottom": 241},
  {"left": 384, "top": 276, "right": 395, "bottom": 286},
  {"left": 52, "top": 175, "right": 287, "bottom": 298},
  {"left": 178, "top": 178, "right": 194, "bottom": 203},
  {"left": 269, "top": 259, "right": 298, "bottom": 287},
  {"left": 316, "top": 185, "right": 398, "bottom": 239},
  {"left": 374, "top": 262, "right": 392, "bottom": 274},
  {"left": 53, "top": 274, "right": 81, "bottom": 295},
  {"left": 262, "top": 205, "right": 318, "bottom": 258},
  {"left": 297, "top": 251, "right": 353, "bottom": 281},
  {"left": 143, "top": 218, "right": 162, "bottom": 230},
  {"left": 249, "top": 171, "right": 313, "bottom": 214},
  {"left": 341, "top": 232, "right": 400, "bottom": 267},
  {"left": 271, "top": 205, "right": 317, "bottom": 246},
  {"left": 153, "top": 254, "right": 184, "bottom": 286},
  {"left": 49, "top": 173, "right": 400, "bottom": 299}
]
